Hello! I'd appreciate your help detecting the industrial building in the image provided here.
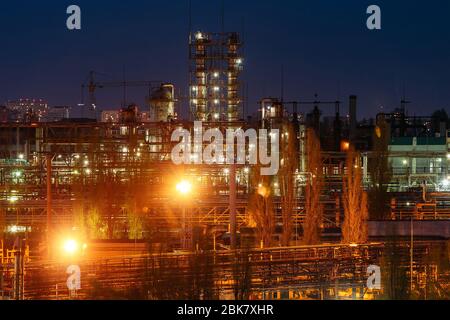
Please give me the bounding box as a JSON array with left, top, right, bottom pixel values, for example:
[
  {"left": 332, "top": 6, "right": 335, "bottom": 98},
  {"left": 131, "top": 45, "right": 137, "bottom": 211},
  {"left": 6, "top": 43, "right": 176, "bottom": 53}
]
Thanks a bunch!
[
  {"left": 0, "top": 31, "right": 449, "bottom": 250},
  {"left": 0, "top": 29, "right": 449, "bottom": 301},
  {"left": 189, "top": 31, "right": 243, "bottom": 122}
]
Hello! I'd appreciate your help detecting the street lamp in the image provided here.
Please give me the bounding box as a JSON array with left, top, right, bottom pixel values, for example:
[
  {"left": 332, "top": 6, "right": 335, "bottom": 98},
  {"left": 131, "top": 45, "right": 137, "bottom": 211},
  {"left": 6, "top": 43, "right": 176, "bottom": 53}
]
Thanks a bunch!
[
  {"left": 176, "top": 180, "right": 192, "bottom": 196},
  {"left": 176, "top": 180, "right": 193, "bottom": 251},
  {"left": 60, "top": 238, "right": 87, "bottom": 258},
  {"left": 8, "top": 195, "right": 19, "bottom": 204},
  {"left": 63, "top": 239, "right": 78, "bottom": 255}
]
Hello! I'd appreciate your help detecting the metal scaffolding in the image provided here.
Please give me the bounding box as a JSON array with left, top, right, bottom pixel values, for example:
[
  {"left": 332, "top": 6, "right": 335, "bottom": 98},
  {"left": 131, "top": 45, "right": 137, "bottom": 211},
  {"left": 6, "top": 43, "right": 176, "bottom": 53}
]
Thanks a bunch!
[{"left": 189, "top": 32, "right": 243, "bottom": 122}]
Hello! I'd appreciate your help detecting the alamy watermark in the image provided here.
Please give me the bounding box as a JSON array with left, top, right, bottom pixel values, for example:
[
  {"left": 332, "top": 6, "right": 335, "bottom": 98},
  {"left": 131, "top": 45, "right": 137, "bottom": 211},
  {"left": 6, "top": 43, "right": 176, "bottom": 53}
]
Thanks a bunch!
[
  {"left": 367, "top": 5, "right": 381, "bottom": 30},
  {"left": 65, "top": 5, "right": 380, "bottom": 32},
  {"left": 367, "top": 265, "right": 382, "bottom": 290},
  {"left": 66, "top": 265, "right": 81, "bottom": 291},
  {"left": 66, "top": 5, "right": 81, "bottom": 30},
  {"left": 171, "top": 121, "right": 280, "bottom": 176}
]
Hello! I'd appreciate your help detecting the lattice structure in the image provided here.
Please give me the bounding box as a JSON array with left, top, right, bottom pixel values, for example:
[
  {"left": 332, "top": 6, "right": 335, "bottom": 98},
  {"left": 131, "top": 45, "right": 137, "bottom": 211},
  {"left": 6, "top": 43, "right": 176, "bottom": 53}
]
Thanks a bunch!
[{"left": 189, "top": 32, "right": 243, "bottom": 122}]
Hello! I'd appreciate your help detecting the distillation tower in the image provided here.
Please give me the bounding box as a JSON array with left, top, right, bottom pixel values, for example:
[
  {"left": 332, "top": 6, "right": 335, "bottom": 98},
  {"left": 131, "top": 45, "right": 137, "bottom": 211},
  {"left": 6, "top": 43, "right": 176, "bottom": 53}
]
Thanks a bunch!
[{"left": 189, "top": 32, "right": 243, "bottom": 122}]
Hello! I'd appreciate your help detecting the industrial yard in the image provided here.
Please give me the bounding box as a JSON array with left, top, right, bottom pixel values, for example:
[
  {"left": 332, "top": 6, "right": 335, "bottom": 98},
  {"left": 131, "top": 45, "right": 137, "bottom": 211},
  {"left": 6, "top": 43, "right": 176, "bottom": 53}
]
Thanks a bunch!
[{"left": 0, "top": 1, "right": 449, "bottom": 302}]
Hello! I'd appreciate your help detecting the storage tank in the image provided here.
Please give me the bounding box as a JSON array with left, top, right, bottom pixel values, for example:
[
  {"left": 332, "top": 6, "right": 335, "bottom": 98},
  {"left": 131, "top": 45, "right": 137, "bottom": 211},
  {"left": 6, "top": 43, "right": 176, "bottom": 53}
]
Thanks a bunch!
[{"left": 149, "top": 84, "right": 176, "bottom": 122}]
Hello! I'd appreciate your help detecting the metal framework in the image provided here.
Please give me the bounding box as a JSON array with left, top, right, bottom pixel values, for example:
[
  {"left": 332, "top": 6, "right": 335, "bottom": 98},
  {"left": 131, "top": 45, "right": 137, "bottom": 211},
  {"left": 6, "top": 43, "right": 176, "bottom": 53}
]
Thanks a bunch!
[
  {"left": 189, "top": 32, "right": 243, "bottom": 121},
  {"left": 11, "top": 241, "right": 448, "bottom": 300},
  {"left": 1, "top": 121, "right": 449, "bottom": 246}
]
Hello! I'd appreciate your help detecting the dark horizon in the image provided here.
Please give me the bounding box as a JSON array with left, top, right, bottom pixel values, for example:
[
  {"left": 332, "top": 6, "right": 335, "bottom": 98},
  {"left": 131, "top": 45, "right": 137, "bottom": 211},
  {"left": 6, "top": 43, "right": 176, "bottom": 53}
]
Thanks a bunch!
[{"left": 1, "top": 0, "right": 450, "bottom": 120}]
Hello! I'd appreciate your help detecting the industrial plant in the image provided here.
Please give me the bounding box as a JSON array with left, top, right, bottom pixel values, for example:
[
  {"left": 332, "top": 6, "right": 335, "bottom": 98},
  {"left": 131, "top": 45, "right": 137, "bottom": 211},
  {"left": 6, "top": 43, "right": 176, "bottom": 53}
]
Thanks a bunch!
[{"left": 0, "top": 29, "right": 449, "bottom": 301}]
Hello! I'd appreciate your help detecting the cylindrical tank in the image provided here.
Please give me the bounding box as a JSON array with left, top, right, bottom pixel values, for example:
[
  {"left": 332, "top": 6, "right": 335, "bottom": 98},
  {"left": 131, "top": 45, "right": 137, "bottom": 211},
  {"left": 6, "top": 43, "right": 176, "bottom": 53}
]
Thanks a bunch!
[{"left": 149, "top": 84, "right": 176, "bottom": 122}]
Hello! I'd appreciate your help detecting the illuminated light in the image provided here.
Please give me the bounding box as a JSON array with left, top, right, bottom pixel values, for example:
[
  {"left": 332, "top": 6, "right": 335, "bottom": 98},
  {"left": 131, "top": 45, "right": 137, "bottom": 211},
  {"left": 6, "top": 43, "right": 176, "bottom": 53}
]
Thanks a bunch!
[
  {"left": 214, "top": 99, "right": 220, "bottom": 105},
  {"left": 7, "top": 225, "right": 29, "bottom": 233},
  {"left": 136, "top": 152, "right": 141, "bottom": 158},
  {"left": 83, "top": 160, "right": 89, "bottom": 166},
  {"left": 12, "top": 170, "right": 22, "bottom": 178},
  {"left": 236, "top": 58, "right": 243, "bottom": 65},
  {"left": 244, "top": 167, "right": 250, "bottom": 174},
  {"left": 442, "top": 178, "right": 449, "bottom": 187},
  {"left": 192, "top": 99, "right": 198, "bottom": 105},
  {"left": 74, "top": 154, "right": 80, "bottom": 159},
  {"left": 18, "top": 154, "right": 24, "bottom": 160},
  {"left": 57, "top": 155, "right": 62, "bottom": 159},
  {"left": 63, "top": 239, "right": 78, "bottom": 254},
  {"left": 191, "top": 86, "right": 198, "bottom": 92},
  {"left": 341, "top": 141, "right": 350, "bottom": 151},
  {"left": 122, "top": 147, "right": 128, "bottom": 153},
  {"left": 213, "top": 72, "right": 219, "bottom": 78},
  {"left": 402, "top": 160, "right": 408, "bottom": 165},
  {"left": 224, "top": 168, "right": 230, "bottom": 175},
  {"left": 195, "top": 32, "right": 203, "bottom": 40},
  {"left": 349, "top": 243, "right": 359, "bottom": 247},
  {"left": 257, "top": 184, "right": 269, "bottom": 198},
  {"left": 214, "top": 113, "right": 220, "bottom": 119},
  {"left": 274, "top": 182, "right": 279, "bottom": 188},
  {"left": 375, "top": 126, "right": 382, "bottom": 139},
  {"left": 406, "top": 202, "right": 411, "bottom": 206},
  {"left": 85, "top": 168, "right": 92, "bottom": 175},
  {"left": 73, "top": 170, "right": 80, "bottom": 175},
  {"left": 213, "top": 86, "right": 220, "bottom": 92},
  {"left": 447, "top": 153, "right": 450, "bottom": 160},
  {"left": 176, "top": 180, "right": 192, "bottom": 195}
]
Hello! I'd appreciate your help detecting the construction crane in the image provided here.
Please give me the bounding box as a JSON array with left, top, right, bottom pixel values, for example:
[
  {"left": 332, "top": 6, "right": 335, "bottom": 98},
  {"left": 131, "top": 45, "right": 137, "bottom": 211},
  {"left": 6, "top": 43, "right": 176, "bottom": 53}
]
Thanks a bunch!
[{"left": 80, "top": 71, "right": 162, "bottom": 119}]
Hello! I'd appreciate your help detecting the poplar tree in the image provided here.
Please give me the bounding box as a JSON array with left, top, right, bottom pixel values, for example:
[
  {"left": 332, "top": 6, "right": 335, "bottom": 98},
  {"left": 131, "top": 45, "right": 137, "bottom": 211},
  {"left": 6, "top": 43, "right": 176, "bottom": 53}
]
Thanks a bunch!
[
  {"left": 303, "top": 129, "right": 324, "bottom": 245},
  {"left": 342, "top": 147, "right": 368, "bottom": 244},
  {"left": 279, "top": 122, "right": 298, "bottom": 246}
]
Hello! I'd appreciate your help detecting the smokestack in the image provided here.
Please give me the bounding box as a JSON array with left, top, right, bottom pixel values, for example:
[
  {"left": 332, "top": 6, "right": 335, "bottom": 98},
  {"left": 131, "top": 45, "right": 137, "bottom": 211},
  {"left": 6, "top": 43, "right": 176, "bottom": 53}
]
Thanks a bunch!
[{"left": 349, "top": 95, "right": 357, "bottom": 141}]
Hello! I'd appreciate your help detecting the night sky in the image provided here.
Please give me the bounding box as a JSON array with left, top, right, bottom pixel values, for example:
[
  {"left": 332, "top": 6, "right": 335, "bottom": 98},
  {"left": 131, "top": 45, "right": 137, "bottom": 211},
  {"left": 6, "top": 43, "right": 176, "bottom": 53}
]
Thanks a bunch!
[{"left": 1, "top": 0, "right": 450, "bottom": 119}]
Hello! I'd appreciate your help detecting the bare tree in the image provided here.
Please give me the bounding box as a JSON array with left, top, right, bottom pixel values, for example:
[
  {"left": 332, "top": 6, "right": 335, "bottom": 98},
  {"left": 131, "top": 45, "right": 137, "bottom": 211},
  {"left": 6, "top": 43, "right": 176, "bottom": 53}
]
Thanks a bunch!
[
  {"left": 303, "top": 129, "right": 324, "bottom": 245},
  {"left": 279, "top": 122, "right": 299, "bottom": 246},
  {"left": 342, "top": 147, "right": 369, "bottom": 244},
  {"left": 368, "top": 118, "right": 392, "bottom": 220},
  {"left": 126, "top": 179, "right": 144, "bottom": 240},
  {"left": 248, "top": 168, "right": 275, "bottom": 248},
  {"left": 86, "top": 207, "right": 108, "bottom": 239}
]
